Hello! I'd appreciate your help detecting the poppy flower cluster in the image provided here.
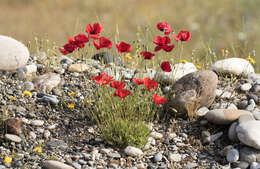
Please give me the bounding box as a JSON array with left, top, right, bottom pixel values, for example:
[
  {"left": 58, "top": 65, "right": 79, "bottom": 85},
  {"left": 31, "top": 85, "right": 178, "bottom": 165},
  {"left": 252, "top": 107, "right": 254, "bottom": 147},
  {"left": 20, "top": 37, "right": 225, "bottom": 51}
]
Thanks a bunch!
[
  {"left": 60, "top": 22, "right": 132, "bottom": 55},
  {"left": 91, "top": 73, "right": 166, "bottom": 104}
]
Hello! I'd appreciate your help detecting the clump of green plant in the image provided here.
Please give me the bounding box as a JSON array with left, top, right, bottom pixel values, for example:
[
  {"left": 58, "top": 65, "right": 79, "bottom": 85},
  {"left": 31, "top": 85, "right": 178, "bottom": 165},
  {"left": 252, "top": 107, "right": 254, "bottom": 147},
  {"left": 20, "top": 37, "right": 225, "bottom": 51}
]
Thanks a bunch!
[{"left": 88, "top": 73, "right": 166, "bottom": 148}]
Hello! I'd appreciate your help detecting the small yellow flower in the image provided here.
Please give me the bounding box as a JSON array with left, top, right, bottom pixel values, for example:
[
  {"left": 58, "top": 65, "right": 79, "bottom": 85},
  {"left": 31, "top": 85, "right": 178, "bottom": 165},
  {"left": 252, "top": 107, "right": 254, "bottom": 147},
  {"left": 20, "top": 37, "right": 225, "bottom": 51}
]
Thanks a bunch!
[
  {"left": 67, "top": 104, "right": 75, "bottom": 109},
  {"left": 180, "top": 59, "right": 188, "bottom": 64},
  {"left": 196, "top": 65, "right": 202, "bottom": 69},
  {"left": 68, "top": 92, "right": 76, "bottom": 96},
  {"left": 23, "top": 90, "right": 32, "bottom": 97},
  {"left": 4, "top": 156, "right": 12, "bottom": 163},
  {"left": 225, "top": 49, "right": 229, "bottom": 54},
  {"left": 33, "top": 147, "right": 42, "bottom": 153},
  {"left": 9, "top": 96, "right": 17, "bottom": 101},
  {"left": 86, "top": 99, "right": 93, "bottom": 104},
  {"left": 246, "top": 56, "right": 255, "bottom": 64},
  {"left": 125, "top": 53, "right": 132, "bottom": 60}
]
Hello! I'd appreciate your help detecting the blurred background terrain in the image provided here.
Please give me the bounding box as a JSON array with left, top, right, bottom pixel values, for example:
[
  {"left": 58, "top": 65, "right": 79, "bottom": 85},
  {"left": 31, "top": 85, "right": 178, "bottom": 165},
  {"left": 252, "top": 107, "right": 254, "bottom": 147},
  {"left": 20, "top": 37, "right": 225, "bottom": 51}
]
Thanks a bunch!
[{"left": 0, "top": 0, "right": 259, "bottom": 71}]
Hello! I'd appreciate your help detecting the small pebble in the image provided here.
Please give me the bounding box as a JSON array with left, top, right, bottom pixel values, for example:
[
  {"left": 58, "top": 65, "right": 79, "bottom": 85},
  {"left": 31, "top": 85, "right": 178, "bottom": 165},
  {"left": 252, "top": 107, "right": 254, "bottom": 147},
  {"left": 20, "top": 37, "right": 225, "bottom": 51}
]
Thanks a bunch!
[
  {"left": 153, "top": 152, "right": 163, "bottom": 162},
  {"left": 31, "top": 120, "right": 44, "bottom": 126}
]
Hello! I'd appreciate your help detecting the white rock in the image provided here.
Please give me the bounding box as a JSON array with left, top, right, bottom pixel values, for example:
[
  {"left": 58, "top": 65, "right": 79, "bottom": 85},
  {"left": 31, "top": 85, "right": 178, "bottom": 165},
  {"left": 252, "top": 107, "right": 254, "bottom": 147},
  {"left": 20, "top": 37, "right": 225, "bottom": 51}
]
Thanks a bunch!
[
  {"left": 0, "top": 35, "right": 29, "bottom": 70},
  {"left": 149, "top": 131, "right": 163, "bottom": 139},
  {"left": 5, "top": 134, "right": 22, "bottom": 142},
  {"left": 197, "top": 107, "right": 209, "bottom": 116},
  {"left": 124, "top": 146, "right": 143, "bottom": 157},
  {"left": 168, "top": 153, "right": 182, "bottom": 162},
  {"left": 42, "top": 160, "right": 74, "bottom": 169},
  {"left": 226, "top": 148, "right": 239, "bottom": 163},
  {"left": 241, "top": 83, "right": 252, "bottom": 91},
  {"left": 29, "top": 131, "right": 37, "bottom": 139},
  {"left": 236, "top": 121, "right": 260, "bottom": 150},
  {"left": 250, "top": 162, "right": 260, "bottom": 169},
  {"left": 154, "top": 62, "right": 197, "bottom": 84},
  {"left": 34, "top": 73, "right": 61, "bottom": 93},
  {"left": 31, "top": 120, "right": 44, "bottom": 126},
  {"left": 211, "top": 58, "right": 254, "bottom": 76}
]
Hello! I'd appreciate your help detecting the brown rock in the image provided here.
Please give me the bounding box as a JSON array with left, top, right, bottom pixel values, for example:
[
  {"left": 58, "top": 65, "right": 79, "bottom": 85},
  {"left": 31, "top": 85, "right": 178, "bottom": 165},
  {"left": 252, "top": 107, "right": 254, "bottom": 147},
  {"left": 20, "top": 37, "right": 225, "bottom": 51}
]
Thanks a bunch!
[
  {"left": 4, "top": 118, "right": 23, "bottom": 135},
  {"left": 205, "top": 109, "right": 251, "bottom": 125},
  {"left": 165, "top": 70, "right": 218, "bottom": 118}
]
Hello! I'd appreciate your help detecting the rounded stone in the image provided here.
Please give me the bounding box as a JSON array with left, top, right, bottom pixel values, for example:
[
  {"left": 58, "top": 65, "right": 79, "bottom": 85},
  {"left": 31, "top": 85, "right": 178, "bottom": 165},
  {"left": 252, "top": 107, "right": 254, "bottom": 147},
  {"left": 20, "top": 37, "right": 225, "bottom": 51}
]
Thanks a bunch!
[
  {"left": 5, "top": 134, "right": 22, "bottom": 143},
  {"left": 226, "top": 149, "right": 239, "bottom": 163},
  {"left": 153, "top": 152, "right": 163, "bottom": 162},
  {"left": 42, "top": 160, "right": 74, "bottom": 169},
  {"left": 240, "top": 83, "right": 252, "bottom": 91},
  {"left": 165, "top": 70, "right": 218, "bottom": 118},
  {"left": 124, "top": 146, "right": 143, "bottom": 157},
  {"left": 0, "top": 35, "right": 29, "bottom": 70}
]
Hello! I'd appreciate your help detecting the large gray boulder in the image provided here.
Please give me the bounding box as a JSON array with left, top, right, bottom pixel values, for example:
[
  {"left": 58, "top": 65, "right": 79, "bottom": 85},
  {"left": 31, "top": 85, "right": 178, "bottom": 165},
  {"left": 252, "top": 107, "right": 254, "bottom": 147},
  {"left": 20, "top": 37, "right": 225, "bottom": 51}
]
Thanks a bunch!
[
  {"left": 0, "top": 35, "right": 29, "bottom": 70},
  {"left": 165, "top": 70, "right": 218, "bottom": 118}
]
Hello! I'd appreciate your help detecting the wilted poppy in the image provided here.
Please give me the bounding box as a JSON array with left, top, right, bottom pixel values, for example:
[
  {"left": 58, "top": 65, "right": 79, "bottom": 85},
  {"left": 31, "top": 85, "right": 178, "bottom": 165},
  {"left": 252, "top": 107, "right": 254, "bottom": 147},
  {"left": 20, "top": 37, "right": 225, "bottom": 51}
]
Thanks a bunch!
[
  {"left": 115, "top": 42, "right": 131, "bottom": 53},
  {"left": 157, "top": 22, "right": 172, "bottom": 35},
  {"left": 114, "top": 88, "right": 131, "bottom": 98},
  {"left": 153, "top": 36, "right": 174, "bottom": 52},
  {"left": 152, "top": 93, "right": 166, "bottom": 104},
  {"left": 93, "top": 36, "right": 112, "bottom": 50},
  {"left": 86, "top": 23, "right": 103, "bottom": 39},
  {"left": 132, "top": 78, "right": 144, "bottom": 85},
  {"left": 173, "top": 30, "right": 191, "bottom": 42},
  {"left": 140, "top": 51, "right": 155, "bottom": 60},
  {"left": 143, "top": 78, "right": 158, "bottom": 90},
  {"left": 110, "top": 81, "right": 126, "bottom": 89},
  {"left": 91, "top": 72, "right": 113, "bottom": 86},
  {"left": 161, "top": 61, "right": 172, "bottom": 72}
]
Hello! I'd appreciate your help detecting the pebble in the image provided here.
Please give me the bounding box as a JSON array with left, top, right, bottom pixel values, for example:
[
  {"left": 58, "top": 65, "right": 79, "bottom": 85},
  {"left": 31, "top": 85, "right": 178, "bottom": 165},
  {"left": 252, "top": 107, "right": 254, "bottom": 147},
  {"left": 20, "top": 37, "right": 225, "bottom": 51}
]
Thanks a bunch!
[
  {"left": 186, "top": 162, "right": 198, "bottom": 169},
  {"left": 197, "top": 107, "right": 209, "bottom": 116},
  {"left": 250, "top": 162, "right": 260, "bottom": 169},
  {"left": 153, "top": 152, "right": 163, "bottom": 162},
  {"left": 5, "top": 134, "right": 22, "bottom": 142},
  {"left": 47, "top": 124, "right": 57, "bottom": 130},
  {"left": 226, "top": 148, "right": 239, "bottom": 163},
  {"left": 31, "top": 120, "right": 44, "bottom": 126},
  {"left": 107, "top": 152, "right": 121, "bottom": 158},
  {"left": 169, "top": 153, "right": 182, "bottom": 162},
  {"left": 238, "top": 114, "right": 255, "bottom": 124},
  {"left": 44, "top": 130, "right": 51, "bottom": 139},
  {"left": 68, "top": 63, "right": 88, "bottom": 73},
  {"left": 29, "top": 131, "right": 37, "bottom": 139},
  {"left": 22, "top": 81, "right": 34, "bottom": 91},
  {"left": 246, "top": 99, "right": 256, "bottom": 111},
  {"left": 72, "top": 162, "right": 81, "bottom": 169},
  {"left": 150, "top": 131, "right": 163, "bottom": 139},
  {"left": 124, "top": 146, "right": 143, "bottom": 157},
  {"left": 232, "top": 161, "right": 249, "bottom": 169},
  {"left": 39, "top": 95, "right": 59, "bottom": 104},
  {"left": 241, "top": 83, "right": 252, "bottom": 91},
  {"left": 0, "top": 165, "right": 5, "bottom": 169},
  {"left": 253, "top": 110, "right": 260, "bottom": 120}
]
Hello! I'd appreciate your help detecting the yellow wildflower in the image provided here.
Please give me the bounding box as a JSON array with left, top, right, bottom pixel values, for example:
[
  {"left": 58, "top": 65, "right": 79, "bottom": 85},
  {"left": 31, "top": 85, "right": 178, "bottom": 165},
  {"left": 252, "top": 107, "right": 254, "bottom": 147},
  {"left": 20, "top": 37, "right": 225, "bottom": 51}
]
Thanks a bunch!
[
  {"left": 33, "top": 147, "right": 42, "bottom": 153},
  {"left": 196, "top": 65, "right": 202, "bottom": 69},
  {"left": 67, "top": 104, "right": 75, "bottom": 109},
  {"left": 23, "top": 90, "right": 32, "bottom": 97},
  {"left": 125, "top": 53, "right": 132, "bottom": 60},
  {"left": 68, "top": 92, "right": 76, "bottom": 96},
  {"left": 225, "top": 49, "right": 229, "bottom": 54},
  {"left": 86, "top": 99, "right": 93, "bottom": 104},
  {"left": 246, "top": 56, "right": 255, "bottom": 64},
  {"left": 4, "top": 156, "right": 12, "bottom": 163},
  {"left": 180, "top": 59, "right": 188, "bottom": 63},
  {"left": 9, "top": 96, "right": 17, "bottom": 101}
]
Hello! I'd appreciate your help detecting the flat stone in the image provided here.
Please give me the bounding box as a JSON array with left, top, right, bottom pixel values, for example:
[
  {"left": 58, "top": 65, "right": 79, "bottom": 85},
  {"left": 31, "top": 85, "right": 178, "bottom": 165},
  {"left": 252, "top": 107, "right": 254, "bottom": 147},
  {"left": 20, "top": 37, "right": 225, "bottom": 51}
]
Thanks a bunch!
[
  {"left": 124, "top": 146, "right": 143, "bottom": 157},
  {"left": 205, "top": 109, "right": 251, "bottom": 125},
  {"left": 68, "top": 64, "right": 88, "bottom": 72},
  {"left": 39, "top": 95, "right": 59, "bottom": 104},
  {"left": 5, "top": 134, "right": 22, "bottom": 142},
  {"left": 240, "top": 83, "right": 252, "bottom": 91},
  {"left": 31, "top": 120, "right": 44, "bottom": 126},
  {"left": 0, "top": 35, "right": 29, "bottom": 70},
  {"left": 42, "top": 160, "right": 74, "bottom": 169},
  {"left": 237, "top": 121, "right": 260, "bottom": 150},
  {"left": 211, "top": 58, "right": 254, "bottom": 76}
]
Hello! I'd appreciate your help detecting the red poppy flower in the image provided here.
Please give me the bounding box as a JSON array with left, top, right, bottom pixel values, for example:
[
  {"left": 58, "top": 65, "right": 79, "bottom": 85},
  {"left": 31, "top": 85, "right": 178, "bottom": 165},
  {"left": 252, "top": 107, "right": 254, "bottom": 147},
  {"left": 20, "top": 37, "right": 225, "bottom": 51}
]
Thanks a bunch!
[
  {"left": 140, "top": 51, "right": 155, "bottom": 60},
  {"left": 143, "top": 78, "right": 158, "bottom": 90},
  {"left": 157, "top": 22, "right": 172, "bottom": 35},
  {"left": 93, "top": 36, "right": 112, "bottom": 50},
  {"left": 152, "top": 93, "right": 166, "bottom": 104},
  {"left": 74, "top": 34, "right": 89, "bottom": 48},
  {"left": 173, "top": 30, "right": 191, "bottom": 42},
  {"left": 153, "top": 36, "right": 175, "bottom": 52},
  {"left": 115, "top": 42, "right": 131, "bottom": 53},
  {"left": 91, "top": 72, "right": 113, "bottom": 86},
  {"left": 132, "top": 78, "right": 144, "bottom": 85},
  {"left": 110, "top": 81, "right": 126, "bottom": 89},
  {"left": 86, "top": 23, "right": 103, "bottom": 39},
  {"left": 114, "top": 88, "right": 131, "bottom": 98},
  {"left": 161, "top": 61, "right": 172, "bottom": 72}
]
